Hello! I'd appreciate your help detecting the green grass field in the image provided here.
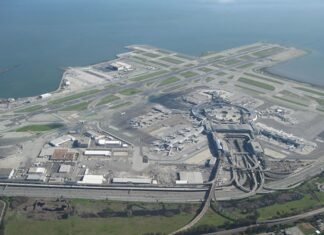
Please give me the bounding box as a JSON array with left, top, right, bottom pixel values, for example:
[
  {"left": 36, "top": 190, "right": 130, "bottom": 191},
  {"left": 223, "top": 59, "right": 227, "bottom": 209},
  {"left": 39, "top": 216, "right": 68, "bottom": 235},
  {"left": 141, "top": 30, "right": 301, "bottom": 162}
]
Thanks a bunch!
[
  {"left": 4, "top": 214, "right": 194, "bottom": 235},
  {"left": 273, "top": 96, "right": 308, "bottom": 107},
  {"left": 206, "top": 55, "right": 225, "bottom": 61},
  {"left": 206, "top": 77, "right": 216, "bottom": 82},
  {"left": 4, "top": 199, "right": 198, "bottom": 235},
  {"left": 49, "top": 90, "right": 99, "bottom": 105},
  {"left": 158, "top": 76, "right": 180, "bottom": 86},
  {"left": 235, "top": 85, "right": 263, "bottom": 94},
  {"left": 294, "top": 87, "right": 324, "bottom": 96},
  {"left": 15, "top": 105, "right": 43, "bottom": 113},
  {"left": 237, "top": 45, "right": 262, "bottom": 53},
  {"left": 244, "top": 73, "right": 283, "bottom": 85},
  {"left": 252, "top": 47, "right": 284, "bottom": 57},
  {"left": 222, "top": 59, "right": 241, "bottom": 66},
  {"left": 239, "top": 55, "right": 255, "bottom": 61},
  {"left": 98, "top": 95, "right": 120, "bottom": 105},
  {"left": 257, "top": 193, "right": 324, "bottom": 221},
  {"left": 143, "top": 52, "right": 160, "bottom": 58},
  {"left": 131, "top": 70, "right": 167, "bottom": 81},
  {"left": 198, "top": 67, "right": 213, "bottom": 73},
  {"left": 216, "top": 71, "right": 227, "bottom": 76},
  {"left": 60, "top": 102, "right": 89, "bottom": 111},
  {"left": 237, "top": 63, "right": 254, "bottom": 69},
  {"left": 275, "top": 90, "right": 310, "bottom": 106},
  {"left": 238, "top": 77, "right": 275, "bottom": 91},
  {"left": 119, "top": 88, "right": 141, "bottom": 96},
  {"left": 307, "top": 96, "right": 324, "bottom": 106},
  {"left": 110, "top": 102, "right": 132, "bottom": 109},
  {"left": 132, "top": 56, "right": 147, "bottom": 62},
  {"left": 317, "top": 107, "right": 324, "bottom": 113},
  {"left": 16, "top": 123, "right": 63, "bottom": 132},
  {"left": 195, "top": 209, "right": 230, "bottom": 227},
  {"left": 148, "top": 60, "right": 170, "bottom": 68},
  {"left": 160, "top": 57, "right": 184, "bottom": 65},
  {"left": 174, "top": 54, "right": 193, "bottom": 60},
  {"left": 180, "top": 71, "right": 198, "bottom": 78}
]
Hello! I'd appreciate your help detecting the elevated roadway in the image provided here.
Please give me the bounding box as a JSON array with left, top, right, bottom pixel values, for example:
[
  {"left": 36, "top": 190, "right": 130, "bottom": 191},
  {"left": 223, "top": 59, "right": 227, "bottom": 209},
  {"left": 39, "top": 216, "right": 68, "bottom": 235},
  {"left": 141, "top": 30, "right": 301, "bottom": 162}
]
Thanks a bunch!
[
  {"left": 0, "top": 182, "right": 208, "bottom": 203},
  {"left": 0, "top": 200, "right": 6, "bottom": 225}
]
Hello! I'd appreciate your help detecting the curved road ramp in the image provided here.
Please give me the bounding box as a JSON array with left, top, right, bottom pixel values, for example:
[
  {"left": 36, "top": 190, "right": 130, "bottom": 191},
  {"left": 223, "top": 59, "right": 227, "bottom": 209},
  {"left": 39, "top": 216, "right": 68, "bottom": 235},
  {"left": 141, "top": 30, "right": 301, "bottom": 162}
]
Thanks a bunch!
[{"left": 0, "top": 200, "right": 6, "bottom": 225}]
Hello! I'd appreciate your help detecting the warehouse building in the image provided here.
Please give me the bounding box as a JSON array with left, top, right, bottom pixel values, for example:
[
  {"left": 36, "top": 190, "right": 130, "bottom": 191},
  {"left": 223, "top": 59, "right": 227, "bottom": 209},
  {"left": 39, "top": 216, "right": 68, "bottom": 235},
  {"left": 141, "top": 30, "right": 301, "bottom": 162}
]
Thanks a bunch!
[
  {"left": 49, "top": 135, "right": 75, "bottom": 147},
  {"left": 84, "top": 150, "right": 111, "bottom": 157},
  {"left": 96, "top": 139, "right": 121, "bottom": 147},
  {"left": 28, "top": 167, "right": 47, "bottom": 175},
  {"left": 26, "top": 174, "right": 46, "bottom": 182},
  {"left": 176, "top": 171, "right": 204, "bottom": 184},
  {"left": 109, "top": 62, "right": 132, "bottom": 71},
  {"left": 38, "top": 93, "right": 52, "bottom": 99},
  {"left": 112, "top": 177, "right": 152, "bottom": 184},
  {"left": 84, "top": 131, "right": 102, "bottom": 139},
  {"left": 78, "top": 175, "right": 105, "bottom": 185},
  {"left": 58, "top": 164, "right": 72, "bottom": 173}
]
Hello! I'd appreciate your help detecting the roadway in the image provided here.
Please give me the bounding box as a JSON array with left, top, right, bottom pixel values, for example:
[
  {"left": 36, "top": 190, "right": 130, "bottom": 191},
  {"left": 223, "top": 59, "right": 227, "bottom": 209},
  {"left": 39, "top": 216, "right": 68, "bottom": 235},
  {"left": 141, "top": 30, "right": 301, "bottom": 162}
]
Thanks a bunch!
[
  {"left": 205, "top": 206, "right": 324, "bottom": 235},
  {"left": 0, "top": 183, "right": 207, "bottom": 203},
  {"left": 0, "top": 199, "right": 6, "bottom": 225}
]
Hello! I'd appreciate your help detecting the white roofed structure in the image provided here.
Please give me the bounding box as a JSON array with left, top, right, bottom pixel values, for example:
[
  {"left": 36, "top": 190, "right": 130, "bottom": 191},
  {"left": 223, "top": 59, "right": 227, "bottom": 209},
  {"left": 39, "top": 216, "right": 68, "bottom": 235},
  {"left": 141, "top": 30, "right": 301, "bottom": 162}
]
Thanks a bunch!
[
  {"left": 39, "top": 93, "right": 52, "bottom": 99},
  {"left": 78, "top": 175, "right": 105, "bottom": 185},
  {"left": 178, "top": 171, "right": 204, "bottom": 184},
  {"left": 84, "top": 150, "right": 111, "bottom": 157},
  {"left": 49, "top": 135, "right": 75, "bottom": 147},
  {"left": 112, "top": 177, "right": 152, "bottom": 184},
  {"left": 28, "top": 167, "right": 47, "bottom": 175},
  {"left": 26, "top": 174, "right": 46, "bottom": 182},
  {"left": 110, "top": 61, "right": 132, "bottom": 71},
  {"left": 58, "top": 164, "right": 72, "bottom": 173}
]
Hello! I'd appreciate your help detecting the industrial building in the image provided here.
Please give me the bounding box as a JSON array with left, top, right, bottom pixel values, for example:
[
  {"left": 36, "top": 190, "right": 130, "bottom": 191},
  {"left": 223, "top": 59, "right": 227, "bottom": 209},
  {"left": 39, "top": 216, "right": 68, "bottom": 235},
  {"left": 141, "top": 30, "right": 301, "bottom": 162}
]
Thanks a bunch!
[
  {"left": 38, "top": 93, "right": 52, "bottom": 99},
  {"left": 78, "top": 175, "right": 105, "bottom": 185},
  {"left": 177, "top": 172, "right": 204, "bottom": 184},
  {"left": 26, "top": 174, "right": 46, "bottom": 182},
  {"left": 28, "top": 167, "right": 47, "bottom": 175},
  {"left": 49, "top": 135, "right": 75, "bottom": 147},
  {"left": 26, "top": 167, "right": 47, "bottom": 182},
  {"left": 39, "top": 148, "right": 56, "bottom": 158},
  {"left": 75, "top": 138, "right": 90, "bottom": 148},
  {"left": 58, "top": 164, "right": 72, "bottom": 173},
  {"left": 84, "top": 131, "right": 102, "bottom": 139},
  {"left": 109, "top": 62, "right": 132, "bottom": 71},
  {"left": 84, "top": 150, "right": 111, "bottom": 157},
  {"left": 112, "top": 177, "right": 152, "bottom": 184},
  {"left": 96, "top": 139, "right": 122, "bottom": 147}
]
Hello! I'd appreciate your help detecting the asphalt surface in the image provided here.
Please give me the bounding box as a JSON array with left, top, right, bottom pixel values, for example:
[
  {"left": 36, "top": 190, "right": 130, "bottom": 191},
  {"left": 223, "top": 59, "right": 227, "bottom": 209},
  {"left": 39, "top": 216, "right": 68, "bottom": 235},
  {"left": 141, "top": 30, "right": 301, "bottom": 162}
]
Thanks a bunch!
[
  {"left": 0, "top": 184, "right": 207, "bottom": 203},
  {"left": 0, "top": 200, "right": 5, "bottom": 225}
]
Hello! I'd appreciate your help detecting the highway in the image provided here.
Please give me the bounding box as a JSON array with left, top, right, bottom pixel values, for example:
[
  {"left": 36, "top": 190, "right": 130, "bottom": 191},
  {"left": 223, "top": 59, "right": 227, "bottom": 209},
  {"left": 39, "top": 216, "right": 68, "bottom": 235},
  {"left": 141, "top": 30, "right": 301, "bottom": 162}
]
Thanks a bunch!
[
  {"left": 170, "top": 131, "right": 222, "bottom": 235},
  {"left": 0, "top": 199, "right": 5, "bottom": 225},
  {"left": 0, "top": 183, "right": 208, "bottom": 203}
]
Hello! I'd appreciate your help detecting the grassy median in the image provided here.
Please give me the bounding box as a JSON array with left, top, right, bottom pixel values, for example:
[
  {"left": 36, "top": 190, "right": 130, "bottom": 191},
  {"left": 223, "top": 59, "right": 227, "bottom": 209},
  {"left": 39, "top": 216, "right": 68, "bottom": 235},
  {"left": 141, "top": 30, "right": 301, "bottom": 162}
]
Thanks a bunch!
[{"left": 16, "top": 123, "right": 63, "bottom": 132}]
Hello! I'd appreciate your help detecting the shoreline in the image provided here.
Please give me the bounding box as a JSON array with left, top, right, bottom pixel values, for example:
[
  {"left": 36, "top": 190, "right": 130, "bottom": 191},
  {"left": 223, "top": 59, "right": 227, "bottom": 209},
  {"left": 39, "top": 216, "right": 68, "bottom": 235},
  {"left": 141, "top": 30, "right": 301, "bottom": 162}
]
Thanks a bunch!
[
  {"left": 260, "top": 66, "right": 324, "bottom": 90},
  {"left": 2, "top": 44, "right": 324, "bottom": 100}
]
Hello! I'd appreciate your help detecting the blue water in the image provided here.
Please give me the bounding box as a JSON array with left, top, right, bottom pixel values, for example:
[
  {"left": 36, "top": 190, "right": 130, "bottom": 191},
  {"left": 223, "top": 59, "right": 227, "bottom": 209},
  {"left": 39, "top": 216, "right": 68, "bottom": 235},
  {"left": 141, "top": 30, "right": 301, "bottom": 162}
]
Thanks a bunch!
[{"left": 1, "top": 0, "right": 324, "bottom": 98}]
